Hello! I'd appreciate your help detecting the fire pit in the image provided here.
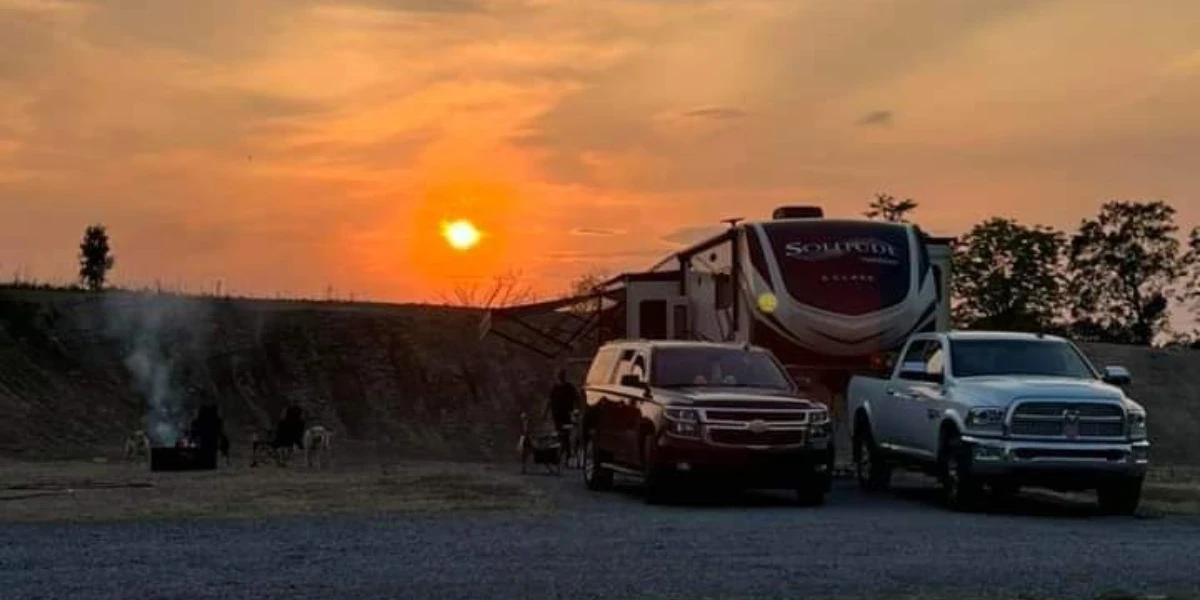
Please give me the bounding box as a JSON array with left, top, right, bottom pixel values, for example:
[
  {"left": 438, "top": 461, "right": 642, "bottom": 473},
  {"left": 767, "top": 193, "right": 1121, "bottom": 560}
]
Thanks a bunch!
[{"left": 149, "top": 439, "right": 217, "bottom": 472}]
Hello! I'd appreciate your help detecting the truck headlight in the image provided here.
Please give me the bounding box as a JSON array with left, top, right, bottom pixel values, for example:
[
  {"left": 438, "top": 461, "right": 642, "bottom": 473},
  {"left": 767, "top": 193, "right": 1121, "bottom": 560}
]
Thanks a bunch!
[
  {"left": 1127, "top": 411, "right": 1147, "bottom": 441},
  {"left": 965, "top": 407, "right": 1005, "bottom": 431},
  {"left": 664, "top": 408, "right": 700, "bottom": 438}
]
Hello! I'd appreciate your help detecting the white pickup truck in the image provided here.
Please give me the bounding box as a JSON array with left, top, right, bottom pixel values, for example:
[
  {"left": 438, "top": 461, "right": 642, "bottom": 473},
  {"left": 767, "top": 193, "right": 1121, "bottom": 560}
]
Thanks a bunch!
[{"left": 847, "top": 330, "right": 1149, "bottom": 514}]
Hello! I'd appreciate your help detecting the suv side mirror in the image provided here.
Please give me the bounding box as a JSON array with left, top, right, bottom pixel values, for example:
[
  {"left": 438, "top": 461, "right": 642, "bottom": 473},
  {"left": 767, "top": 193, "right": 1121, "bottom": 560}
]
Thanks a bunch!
[
  {"left": 1102, "top": 365, "right": 1132, "bottom": 386},
  {"left": 619, "top": 374, "right": 645, "bottom": 388}
]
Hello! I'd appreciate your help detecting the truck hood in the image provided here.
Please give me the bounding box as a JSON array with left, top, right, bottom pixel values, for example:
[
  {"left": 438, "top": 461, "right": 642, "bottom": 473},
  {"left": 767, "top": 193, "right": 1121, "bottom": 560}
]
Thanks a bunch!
[
  {"left": 658, "top": 386, "right": 820, "bottom": 408},
  {"left": 954, "top": 376, "right": 1135, "bottom": 407}
]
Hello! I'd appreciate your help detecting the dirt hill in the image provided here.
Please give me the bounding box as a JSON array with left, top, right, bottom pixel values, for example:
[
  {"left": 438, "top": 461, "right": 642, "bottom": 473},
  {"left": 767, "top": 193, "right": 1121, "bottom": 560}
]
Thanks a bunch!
[
  {"left": 1, "top": 288, "right": 1197, "bottom": 465},
  {"left": 0, "top": 288, "right": 557, "bottom": 462}
]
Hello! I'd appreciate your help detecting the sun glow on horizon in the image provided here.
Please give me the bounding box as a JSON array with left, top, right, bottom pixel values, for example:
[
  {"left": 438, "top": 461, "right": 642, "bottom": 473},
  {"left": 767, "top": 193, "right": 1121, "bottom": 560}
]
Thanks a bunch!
[{"left": 441, "top": 219, "right": 482, "bottom": 251}]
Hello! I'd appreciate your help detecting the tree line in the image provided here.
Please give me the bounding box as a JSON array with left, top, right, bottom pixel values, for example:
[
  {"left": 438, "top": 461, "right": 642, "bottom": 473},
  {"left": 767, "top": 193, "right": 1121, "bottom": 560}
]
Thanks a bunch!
[{"left": 865, "top": 194, "right": 1200, "bottom": 346}]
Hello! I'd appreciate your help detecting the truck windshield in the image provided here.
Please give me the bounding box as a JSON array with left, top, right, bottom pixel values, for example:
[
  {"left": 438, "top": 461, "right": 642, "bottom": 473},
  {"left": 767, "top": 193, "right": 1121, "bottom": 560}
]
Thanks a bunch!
[
  {"left": 949, "top": 339, "right": 1097, "bottom": 379},
  {"left": 651, "top": 347, "right": 793, "bottom": 390}
]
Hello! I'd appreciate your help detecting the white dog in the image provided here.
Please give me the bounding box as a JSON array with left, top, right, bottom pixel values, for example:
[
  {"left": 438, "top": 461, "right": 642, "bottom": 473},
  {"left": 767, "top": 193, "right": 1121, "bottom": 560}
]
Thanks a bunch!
[{"left": 302, "top": 425, "right": 334, "bottom": 468}]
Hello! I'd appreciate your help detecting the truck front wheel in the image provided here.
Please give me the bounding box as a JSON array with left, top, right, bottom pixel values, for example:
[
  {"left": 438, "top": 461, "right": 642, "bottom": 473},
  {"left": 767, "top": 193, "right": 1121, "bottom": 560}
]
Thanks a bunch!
[
  {"left": 1097, "top": 477, "right": 1143, "bottom": 516},
  {"left": 939, "top": 434, "right": 982, "bottom": 511},
  {"left": 854, "top": 427, "right": 892, "bottom": 492}
]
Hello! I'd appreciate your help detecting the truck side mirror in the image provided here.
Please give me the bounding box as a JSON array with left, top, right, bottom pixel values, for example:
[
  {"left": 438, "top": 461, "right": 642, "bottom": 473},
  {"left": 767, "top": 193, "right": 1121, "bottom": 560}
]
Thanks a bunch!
[
  {"left": 1102, "top": 365, "right": 1132, "bottom": 386},
  {"left": 897, "top": 361, "right": 926, "bottom": 379}
]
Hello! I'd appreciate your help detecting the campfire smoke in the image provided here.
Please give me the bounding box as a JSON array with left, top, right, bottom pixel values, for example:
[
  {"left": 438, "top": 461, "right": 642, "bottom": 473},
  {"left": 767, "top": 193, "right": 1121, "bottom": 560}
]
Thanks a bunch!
[{"left": 102, "top": 294, "right": 212, "bottom": 447}]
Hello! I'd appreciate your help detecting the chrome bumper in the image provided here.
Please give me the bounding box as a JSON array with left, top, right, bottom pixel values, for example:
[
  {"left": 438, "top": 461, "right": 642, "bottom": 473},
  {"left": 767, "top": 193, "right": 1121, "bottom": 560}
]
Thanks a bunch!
[{"left": 961, "top": 436, "right": 1149, "bottom": 477}]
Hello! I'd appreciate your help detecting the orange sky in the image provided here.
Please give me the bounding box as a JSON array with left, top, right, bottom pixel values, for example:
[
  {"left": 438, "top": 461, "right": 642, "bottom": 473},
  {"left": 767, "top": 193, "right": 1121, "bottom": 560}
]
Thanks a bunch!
[{"left": 1, "top": 0, "right": 1198, "bottom": 303}]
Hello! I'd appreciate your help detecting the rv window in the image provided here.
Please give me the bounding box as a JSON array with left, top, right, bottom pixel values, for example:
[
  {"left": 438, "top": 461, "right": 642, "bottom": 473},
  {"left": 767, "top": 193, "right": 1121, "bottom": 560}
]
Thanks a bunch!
[
  {"left": 672, "top": 305, "right": 689, "bottom": 340},
  {"left": 714, "top": 273, "right": 733, "bottom": 309},
  {"left": 639, "top": 300, "right": 668, "bottom": 339},
  {"left": 932, "top": 265, "right": 943, "bottom": 302}
]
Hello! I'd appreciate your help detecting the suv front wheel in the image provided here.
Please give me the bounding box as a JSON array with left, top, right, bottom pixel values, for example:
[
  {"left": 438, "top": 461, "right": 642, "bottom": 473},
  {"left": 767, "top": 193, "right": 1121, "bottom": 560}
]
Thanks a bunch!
[{"left": 582, "top": 437, "right": 613, "bottom": 491}]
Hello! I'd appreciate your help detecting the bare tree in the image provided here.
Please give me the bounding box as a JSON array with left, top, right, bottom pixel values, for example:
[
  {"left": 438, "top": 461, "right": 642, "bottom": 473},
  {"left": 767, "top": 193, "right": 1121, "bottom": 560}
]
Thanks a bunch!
[
  {"left": 563, "top": 268, "right": 612, "bottom": 316},
  {"left": 441, "top": 269, "right": 536, "bottom": 309},
  {"left": 863, "top": 193, "right": 919, "bottom": 223}
]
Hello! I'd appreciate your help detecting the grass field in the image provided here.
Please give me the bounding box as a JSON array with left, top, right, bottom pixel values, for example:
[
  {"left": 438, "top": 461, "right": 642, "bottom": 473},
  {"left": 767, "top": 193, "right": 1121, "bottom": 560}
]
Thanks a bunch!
[{"left": 0, "top": 457, "right": 551, "bottom": 523}]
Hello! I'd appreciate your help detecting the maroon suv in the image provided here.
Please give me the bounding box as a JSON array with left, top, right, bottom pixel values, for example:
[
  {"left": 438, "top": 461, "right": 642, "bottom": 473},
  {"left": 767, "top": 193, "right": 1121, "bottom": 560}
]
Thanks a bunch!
[{"left": 580, "top": 340, "right": 834, "bottom": 505}]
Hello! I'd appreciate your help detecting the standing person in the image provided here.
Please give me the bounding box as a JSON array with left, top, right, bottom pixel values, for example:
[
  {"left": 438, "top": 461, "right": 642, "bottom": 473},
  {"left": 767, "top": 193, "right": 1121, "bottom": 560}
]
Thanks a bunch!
[{"left": 545, "top": 369, "right": 580, "bottom": 453}]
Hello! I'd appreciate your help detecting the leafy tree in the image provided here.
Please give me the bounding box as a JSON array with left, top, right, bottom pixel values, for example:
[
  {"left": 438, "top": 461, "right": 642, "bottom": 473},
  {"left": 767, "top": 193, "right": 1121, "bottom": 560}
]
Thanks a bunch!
[
  {"left": 1067, "top": 201, "right": 1186, "bottom": 345},
  {"left": 863, "top": 193, "right": 918, "bottom": 223},
  {"left": 78, "top": 224, "right": 115, "bottom": 291},
  {"left": 1180, "top": 227, "right": 1200, "bottom": 317},
  {"left": 952, "top": 218, "right": 1067, "bottom": 332}
]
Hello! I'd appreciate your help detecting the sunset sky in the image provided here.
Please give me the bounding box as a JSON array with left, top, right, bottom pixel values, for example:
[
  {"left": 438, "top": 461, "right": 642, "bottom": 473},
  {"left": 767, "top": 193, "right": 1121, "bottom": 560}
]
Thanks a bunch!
[{"left": 1, "top": 0, "right": 1197, "bottom": 302}]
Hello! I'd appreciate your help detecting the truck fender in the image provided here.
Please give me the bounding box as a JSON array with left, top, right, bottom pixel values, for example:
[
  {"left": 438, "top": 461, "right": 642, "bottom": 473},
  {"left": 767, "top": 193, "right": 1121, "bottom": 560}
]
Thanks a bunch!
[
  {"left": 851, "top": 402, "right": 875, "bottom": 440},
  {"left": 936, "top": 412, "right": 967, "bottom": 458}
]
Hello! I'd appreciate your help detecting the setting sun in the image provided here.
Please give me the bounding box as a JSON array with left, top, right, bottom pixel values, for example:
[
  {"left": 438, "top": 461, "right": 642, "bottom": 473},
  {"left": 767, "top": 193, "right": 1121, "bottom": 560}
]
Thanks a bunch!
[{"left": 441, "top": 219, "right": 482, "bottom": 251}]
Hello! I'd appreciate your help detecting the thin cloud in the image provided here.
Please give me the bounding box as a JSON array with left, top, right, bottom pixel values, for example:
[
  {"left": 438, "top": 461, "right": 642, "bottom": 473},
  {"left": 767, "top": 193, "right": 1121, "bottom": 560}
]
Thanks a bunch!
[
  {"left": 680, "top": 106, "right": 748, "bottom": 120},
  {"left": 659, "top": 225, "right": 725, "bottom": 246},
  {"left": 341, "top": 0, "right": 490, "bottom": 14},
  {"left": 570, "top": 227, "right": 625, "bottom": 237},
  {"left": 856, "top": 110, "right": 893, "bottom": 127}
]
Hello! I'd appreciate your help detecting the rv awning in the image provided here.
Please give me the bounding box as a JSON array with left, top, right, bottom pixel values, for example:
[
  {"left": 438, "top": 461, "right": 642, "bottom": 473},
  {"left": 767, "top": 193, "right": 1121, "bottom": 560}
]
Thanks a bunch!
[{"left": 480, "top": 288, "right": 623, "bottom": 358}]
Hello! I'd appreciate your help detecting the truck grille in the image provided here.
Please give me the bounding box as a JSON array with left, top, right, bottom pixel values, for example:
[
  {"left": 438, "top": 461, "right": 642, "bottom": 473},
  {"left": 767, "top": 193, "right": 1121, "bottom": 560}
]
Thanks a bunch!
[
  {"left": 1009, "top": 401, "right": 1125, "bottom": 439},
  {"left": 708, "top": 429, "right": 807, "bottom": 447}
]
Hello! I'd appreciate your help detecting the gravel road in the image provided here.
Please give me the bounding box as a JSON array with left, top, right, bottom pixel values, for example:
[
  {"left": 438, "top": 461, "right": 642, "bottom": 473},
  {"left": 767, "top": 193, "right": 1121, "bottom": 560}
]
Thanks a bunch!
[{"left": 3, "top": 473, "right": 1199, "bottom": 600}]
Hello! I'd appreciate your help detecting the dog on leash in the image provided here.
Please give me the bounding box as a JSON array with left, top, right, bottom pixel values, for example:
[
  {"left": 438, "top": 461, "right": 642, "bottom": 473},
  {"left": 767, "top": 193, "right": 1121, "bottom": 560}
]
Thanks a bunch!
[
  {"left": 124, "top": 429, "right": 150, "bottom": 462},
  {"left": 518, "top": 412, "right": 562, "bottom": 475},
  {"left": 302, "top": 425, "right": 333, "bottom": 468}
]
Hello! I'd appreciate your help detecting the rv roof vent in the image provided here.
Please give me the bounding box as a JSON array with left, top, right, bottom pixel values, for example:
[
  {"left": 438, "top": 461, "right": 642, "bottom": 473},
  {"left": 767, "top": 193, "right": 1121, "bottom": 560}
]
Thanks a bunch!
[{"left": 772, "top": 206, "right": 824, "bottom": 220}]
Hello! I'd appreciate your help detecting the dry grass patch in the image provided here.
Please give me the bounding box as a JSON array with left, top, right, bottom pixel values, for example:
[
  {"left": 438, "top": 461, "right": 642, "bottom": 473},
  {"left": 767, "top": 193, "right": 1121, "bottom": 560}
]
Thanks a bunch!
[
  {"left": 1139, "top": 467, "right": 1200, "bottom": 516},
  {"left": 0, "top": 459, "right": 550, "bottom": 523}
]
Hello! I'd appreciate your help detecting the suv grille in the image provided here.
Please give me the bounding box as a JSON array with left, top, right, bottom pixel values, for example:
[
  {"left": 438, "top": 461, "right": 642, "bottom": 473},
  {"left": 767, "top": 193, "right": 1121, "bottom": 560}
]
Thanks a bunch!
[
  {"left": 704, "top": 410, "right": 807, "bottom": 424},
  {"left": 708, "top": 429, "right": 807, "bottom": 447},
  {"left": 697, "top": 406, "right": 821, "bottom": 448},
  {"left": 1009, "top": 401, "right": 1125, "bottom": 439}
]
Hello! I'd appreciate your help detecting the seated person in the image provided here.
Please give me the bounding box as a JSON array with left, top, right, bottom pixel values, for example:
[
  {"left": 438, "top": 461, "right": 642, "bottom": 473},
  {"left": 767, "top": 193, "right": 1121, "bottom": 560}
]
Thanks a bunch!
[{"left": 274, "top": 406, "right": 306, "bottom": 449}]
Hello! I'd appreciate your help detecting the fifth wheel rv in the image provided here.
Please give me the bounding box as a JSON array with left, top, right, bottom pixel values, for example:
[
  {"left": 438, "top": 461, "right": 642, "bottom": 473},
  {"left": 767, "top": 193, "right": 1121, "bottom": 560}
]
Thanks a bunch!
[{"left": 481, "top": 205, "right": 953, "bottom": 412}]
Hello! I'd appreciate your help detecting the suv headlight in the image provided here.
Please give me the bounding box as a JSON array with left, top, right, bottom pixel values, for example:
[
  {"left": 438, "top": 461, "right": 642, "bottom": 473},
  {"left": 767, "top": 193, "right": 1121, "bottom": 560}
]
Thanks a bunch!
[
  {"left": 1127, "top": 411, "right": 1147, "bottom": 441},
  {"left": 664, "top": 408, "right": 700, "bottom": 438},
  {"left": 808, "top": 407, "right": 830, "bottom": 425},
  {"left": 965, "top": 407, "right": 1006, "bottom": 431},
  {"left": 808, "top": 407, "right": 832, "bottom": 436}
]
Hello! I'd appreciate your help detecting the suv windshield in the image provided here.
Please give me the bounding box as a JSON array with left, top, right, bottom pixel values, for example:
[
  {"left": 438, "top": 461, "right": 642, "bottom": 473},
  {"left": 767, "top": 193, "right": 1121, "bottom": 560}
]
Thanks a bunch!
[
  {"left": 950, "top": 339, "right": 1097, "bottom": 379},
  {"left": 650, "top": 346, "right": 793, "bottom": 390}
]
